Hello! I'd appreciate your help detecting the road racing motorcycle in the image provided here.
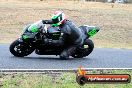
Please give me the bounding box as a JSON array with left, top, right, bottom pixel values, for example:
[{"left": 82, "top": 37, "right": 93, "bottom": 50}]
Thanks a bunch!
[{"left": 10, "top": 24, "right": 100, "bottom": 58}]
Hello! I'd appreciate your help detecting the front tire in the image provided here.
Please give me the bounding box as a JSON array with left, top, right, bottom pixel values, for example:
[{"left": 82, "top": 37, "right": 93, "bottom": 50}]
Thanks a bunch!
[
  {"left": 9, "top": 39, "right": 34, "bottom": 57},
  {"left": 72, "top": 39, "right": 94, "bottom": 58}
]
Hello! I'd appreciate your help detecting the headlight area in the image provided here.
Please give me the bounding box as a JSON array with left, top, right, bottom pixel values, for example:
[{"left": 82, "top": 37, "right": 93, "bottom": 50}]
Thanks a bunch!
[{"left": 21, "top": 33, "right": 37, "bottom": 42}]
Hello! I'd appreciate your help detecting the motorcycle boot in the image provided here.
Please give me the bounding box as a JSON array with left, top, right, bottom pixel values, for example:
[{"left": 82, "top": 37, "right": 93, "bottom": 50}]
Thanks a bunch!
[{"left": 60, "top": 46, "right": 76, "bottom": 60}]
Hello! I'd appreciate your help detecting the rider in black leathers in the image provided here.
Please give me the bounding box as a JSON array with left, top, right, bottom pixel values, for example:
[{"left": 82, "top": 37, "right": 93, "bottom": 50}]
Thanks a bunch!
[{"left": 32, "top": 11, "right": 84, "bottom": 59}]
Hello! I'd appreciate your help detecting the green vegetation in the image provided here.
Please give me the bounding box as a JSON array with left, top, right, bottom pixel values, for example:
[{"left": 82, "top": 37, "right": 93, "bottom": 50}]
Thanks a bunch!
[{"left": 0, "top": 70, "right": 132, "bottom": 88}]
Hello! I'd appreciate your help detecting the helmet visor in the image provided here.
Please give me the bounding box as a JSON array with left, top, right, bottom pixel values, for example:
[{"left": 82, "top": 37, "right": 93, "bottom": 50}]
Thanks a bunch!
[
  {"left": 52, "top": 14, "right": 62, "bottom": 24},
  {"left": 52, "top": 17, "right": 59, "bottom": 24}
]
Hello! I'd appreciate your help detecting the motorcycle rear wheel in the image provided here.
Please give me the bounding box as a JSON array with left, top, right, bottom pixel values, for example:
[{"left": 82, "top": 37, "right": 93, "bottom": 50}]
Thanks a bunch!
[
  {"left": 72, "top": 39, "right": 94, "bottom": 58},
  {"left": 9, "top": 39, "right": 35, "bottom": 57}
]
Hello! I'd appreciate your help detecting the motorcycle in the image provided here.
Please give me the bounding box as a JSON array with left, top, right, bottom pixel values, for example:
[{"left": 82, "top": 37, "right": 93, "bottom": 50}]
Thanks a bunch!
[{"left": 9, "top": 24, "right": 100, "bottom": 58}]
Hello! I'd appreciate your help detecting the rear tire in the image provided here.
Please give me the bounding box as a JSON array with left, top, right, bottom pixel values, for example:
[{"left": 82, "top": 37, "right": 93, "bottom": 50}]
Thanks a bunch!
[
  {"left": 9, "top": 39, "right": 34, "bottom": 57},
  {"left": 72, "top": 39, "right": 94, "bottom": 58}
]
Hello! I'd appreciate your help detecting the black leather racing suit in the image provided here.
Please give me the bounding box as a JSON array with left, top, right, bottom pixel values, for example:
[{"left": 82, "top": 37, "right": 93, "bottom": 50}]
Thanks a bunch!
[{"left": 42, "top": 20, "right": 84, "bottom": 59}]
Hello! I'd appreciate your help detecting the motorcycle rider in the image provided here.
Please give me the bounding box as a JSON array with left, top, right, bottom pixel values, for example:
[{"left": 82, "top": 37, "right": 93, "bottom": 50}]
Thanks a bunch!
[{"left": 28, "top": 11, "right": 84, "bottom": 59}]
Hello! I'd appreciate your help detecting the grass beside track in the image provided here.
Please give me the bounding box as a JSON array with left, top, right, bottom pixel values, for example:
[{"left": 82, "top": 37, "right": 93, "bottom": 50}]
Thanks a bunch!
[
  {"left": 0, "top": 70, "right": 132, "bottom": 88},
  {"left": 0, "top": 0, "right": 132, "bottom": 49}
]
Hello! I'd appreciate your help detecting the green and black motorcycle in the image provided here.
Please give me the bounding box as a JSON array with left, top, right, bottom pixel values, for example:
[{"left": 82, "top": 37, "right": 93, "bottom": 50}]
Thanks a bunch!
[{"left": 9, "top": 24, "right": 99, "bottom": 58}]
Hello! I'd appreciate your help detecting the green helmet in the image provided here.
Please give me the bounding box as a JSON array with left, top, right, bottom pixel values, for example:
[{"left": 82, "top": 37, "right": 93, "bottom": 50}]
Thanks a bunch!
[{"left": 51, "top": 11, "right": 66, "bottom": 27}]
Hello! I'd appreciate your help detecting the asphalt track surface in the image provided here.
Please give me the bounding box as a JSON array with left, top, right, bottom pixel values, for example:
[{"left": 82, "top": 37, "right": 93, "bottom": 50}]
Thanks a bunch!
[{"left": 0, "top": 44, "right": 132, "bottom": 69}]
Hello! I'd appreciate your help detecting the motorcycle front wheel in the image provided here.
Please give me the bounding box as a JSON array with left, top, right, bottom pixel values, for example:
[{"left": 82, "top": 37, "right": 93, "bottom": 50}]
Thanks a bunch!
[{"left": 9, "top": 39, "right": 35, "bottom": 57}]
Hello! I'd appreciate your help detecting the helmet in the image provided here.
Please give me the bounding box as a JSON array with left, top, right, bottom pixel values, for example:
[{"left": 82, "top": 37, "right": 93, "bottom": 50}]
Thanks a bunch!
[{"left": 51, "top": 11, "right": 66, "bottom": 27}]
